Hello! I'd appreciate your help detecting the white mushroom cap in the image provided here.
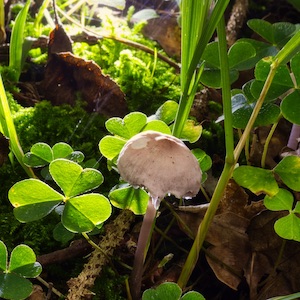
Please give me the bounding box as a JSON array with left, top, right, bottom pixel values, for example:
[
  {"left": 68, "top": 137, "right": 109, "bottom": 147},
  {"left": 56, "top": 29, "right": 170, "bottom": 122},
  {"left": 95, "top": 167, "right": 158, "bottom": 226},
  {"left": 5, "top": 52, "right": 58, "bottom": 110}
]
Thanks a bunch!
[{"left": 117, "top": 130, "right": 202, "bottom": 209}]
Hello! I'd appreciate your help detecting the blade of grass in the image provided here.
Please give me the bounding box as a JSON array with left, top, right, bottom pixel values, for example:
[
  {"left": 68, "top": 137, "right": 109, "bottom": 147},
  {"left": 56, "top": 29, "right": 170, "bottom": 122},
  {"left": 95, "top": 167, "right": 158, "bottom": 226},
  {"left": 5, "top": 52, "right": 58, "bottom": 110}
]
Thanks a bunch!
[
  {"left": 178, "top": 8, "right": 300, "bottom": 289},
  {"left": 0, "top": 74, "right": 36, "bottom": 178},
  {"left": 9, "top": 0, "right": 30, "bottom": 82},
  {"left": 34, "top": 0, "right": 51, "bottom": 36},
  {"left": 172, "top": 0, "right": 230, "bottom": 138},
  {"left": 177, "top": 15, "right": 233, "bottom": 288},
  {"left": 0, "top": 0, "right": 6, "bottom": 43}
]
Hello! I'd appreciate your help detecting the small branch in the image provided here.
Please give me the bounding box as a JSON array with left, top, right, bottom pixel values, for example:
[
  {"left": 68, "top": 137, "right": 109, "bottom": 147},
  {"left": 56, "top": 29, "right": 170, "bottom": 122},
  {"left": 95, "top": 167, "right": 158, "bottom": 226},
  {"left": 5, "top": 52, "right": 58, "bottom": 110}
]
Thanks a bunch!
[
  {"left": 55, "top": 6, "right": 180, "bottom": 72},
  {"left": 66, "top": 210, "right": 135, "bottom": 299},
  {"left": 226, "top": 0, "right": 249, "bottom": 47},
  {"left": 36, "top": 276, "right": 64, "bottom": 298},
  {"left": 37, "top": 239, "right": 92, "bottom": 266}
]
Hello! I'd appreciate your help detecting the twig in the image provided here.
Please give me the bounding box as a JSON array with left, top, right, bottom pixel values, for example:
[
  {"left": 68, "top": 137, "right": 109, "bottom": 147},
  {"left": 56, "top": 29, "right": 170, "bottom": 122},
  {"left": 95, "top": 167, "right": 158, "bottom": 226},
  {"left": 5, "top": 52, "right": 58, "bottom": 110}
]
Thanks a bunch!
[
  {"left": 226, "top": 0, "right": 249, "bottom": 46},
  {"left": 66, "top": 210, "right": 135, "bottom": 299},
  {"left": 55, "top": 5, "right": 180, "bottom": 72},
  {"left": 36, "top": 276, "right": 64, "bottom": 298}
]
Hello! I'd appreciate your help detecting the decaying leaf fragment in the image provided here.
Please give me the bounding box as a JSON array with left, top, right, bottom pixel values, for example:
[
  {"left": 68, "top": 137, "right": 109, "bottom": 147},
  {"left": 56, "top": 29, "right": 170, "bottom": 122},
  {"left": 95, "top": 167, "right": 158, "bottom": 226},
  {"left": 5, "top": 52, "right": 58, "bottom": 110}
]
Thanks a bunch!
[
  {"left": 143, "top": 16, "right": 181, "bottom": 60},
  {"left": 0, "top": 133, "right": 9, "bottom": 166},
  {"left": 177, "top": 179, "right": 300, "bottom": 298},
  {"left": 41, "top": 23, "right": 128, "bottom": 117}
]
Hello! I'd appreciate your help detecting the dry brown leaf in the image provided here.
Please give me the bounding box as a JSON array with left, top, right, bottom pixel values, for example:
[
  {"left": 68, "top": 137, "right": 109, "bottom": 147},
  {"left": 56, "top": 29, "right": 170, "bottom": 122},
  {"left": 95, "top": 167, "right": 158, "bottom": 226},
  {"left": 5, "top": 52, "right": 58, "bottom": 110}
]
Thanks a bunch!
[
  {"left": 206, "top": 213, "right": 251, "bottom": 290},
  {"left": 245, "top": 210, "right": 300, "bottom": 299},
  {"left": 27, "top": 285, "right": 45, "bottom": 300},
  {"left": 176, "top": 180, "right": 264, "bottom": 290},
  {"left": 0, "top": 133, "right": 9, "bottom": 167},
  {"left": 41, "top": 24, "right": 128, "bottom": 117},
  {"left": 143, "top": 16, "right": 181, "bottom": 60}
]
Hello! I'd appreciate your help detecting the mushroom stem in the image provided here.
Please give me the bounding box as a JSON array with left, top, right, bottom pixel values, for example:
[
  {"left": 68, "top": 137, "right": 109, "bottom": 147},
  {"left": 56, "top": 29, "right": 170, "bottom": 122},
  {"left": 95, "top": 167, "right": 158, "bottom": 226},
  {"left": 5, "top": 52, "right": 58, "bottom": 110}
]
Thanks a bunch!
[
  {"left": 287, "top": 124, "right": 300, "bottom": 150},
  {"left": 130, "top": 197, "right": 157, "bottom": 300}
]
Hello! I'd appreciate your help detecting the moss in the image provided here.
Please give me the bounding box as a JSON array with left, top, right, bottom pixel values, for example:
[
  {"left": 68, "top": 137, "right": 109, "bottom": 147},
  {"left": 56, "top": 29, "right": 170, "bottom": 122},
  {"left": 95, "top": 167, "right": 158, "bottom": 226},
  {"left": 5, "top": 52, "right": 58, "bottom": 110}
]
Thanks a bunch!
[
  {"left": 92, "top": 266, "right": 127, "bottom": 300},
  {"left": 13, "top": 101, "right": 106, "bottom": 156},
  {"left": 71, "top": 7, "right": 180, "bottom": 115}
]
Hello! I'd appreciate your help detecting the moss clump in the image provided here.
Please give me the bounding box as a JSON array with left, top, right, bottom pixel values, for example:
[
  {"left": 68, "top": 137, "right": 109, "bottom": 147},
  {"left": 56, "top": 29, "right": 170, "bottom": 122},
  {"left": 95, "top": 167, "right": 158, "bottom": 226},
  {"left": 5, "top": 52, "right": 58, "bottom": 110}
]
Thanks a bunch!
[
  {"left": 13, "top": 100, "right": 106, "bottom": 157},
  {"left": 92, "top": 266, "right": 127, "bottom": 300}
]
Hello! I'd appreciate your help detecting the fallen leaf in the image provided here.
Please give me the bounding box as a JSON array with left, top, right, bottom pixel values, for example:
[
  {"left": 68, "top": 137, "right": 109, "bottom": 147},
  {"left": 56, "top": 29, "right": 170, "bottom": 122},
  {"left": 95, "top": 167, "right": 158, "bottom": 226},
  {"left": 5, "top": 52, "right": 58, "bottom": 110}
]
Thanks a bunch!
[
  {"left": 246, "top": 210, "right": 300, "bottom": 299},
  {"left": 27, "top": 285, "right": 45, "bottom": 300},
  {"left": 176, "top": 180, "right": 264, "bottom": 290},
  {"left": 143, "top": 16, "right": 181, "bottom": 60},
  {"left": 41, "top": 23, "right": 128, "bottom": 117},
  {"left": 0, "top": 133, "right": 9, "bottom": 166},
  {"left": 206, "top": 213, "right": 251, "bottom": 290}
]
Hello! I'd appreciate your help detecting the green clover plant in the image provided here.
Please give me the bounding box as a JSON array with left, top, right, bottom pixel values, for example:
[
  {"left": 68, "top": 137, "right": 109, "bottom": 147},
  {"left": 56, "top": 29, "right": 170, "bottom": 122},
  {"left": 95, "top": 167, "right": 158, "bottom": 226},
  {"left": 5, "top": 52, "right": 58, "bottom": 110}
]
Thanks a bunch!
[
  {"left": 233, "top": 155, "right": 300, "bottom": 242},
  {"left": 8, "top": 158, "right": 111, "bottom": 233},
  {"left": 142, "top": 282, "right": 205, "bottom": 300},
  {"left": 0, "top": 241, "right": 42, "bottom": 300},
  {"left": 23, "top": 142, "right": 84, "bottom": 167}
]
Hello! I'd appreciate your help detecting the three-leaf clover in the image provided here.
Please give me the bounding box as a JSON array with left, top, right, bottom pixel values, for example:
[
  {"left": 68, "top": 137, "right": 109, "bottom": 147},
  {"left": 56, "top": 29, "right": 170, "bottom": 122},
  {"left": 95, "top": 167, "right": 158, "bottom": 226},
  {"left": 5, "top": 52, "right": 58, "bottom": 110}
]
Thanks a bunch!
[
  {"left": 9, "top": 159, "right": 111, "bottom": 233},
  {"left": 0, "top": 241, "right": 42, "bottom": 300}
]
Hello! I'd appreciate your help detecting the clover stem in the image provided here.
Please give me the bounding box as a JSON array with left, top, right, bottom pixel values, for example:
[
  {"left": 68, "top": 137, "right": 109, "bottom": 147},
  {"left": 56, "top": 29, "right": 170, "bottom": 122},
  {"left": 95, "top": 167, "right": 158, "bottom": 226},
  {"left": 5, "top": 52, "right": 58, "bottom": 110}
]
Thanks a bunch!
[
  {"left": 261, "top": 115, "right": 281, "bottom": 168},
  {"left": 130, "top": 197, "right": 157, "bottom": 300}
]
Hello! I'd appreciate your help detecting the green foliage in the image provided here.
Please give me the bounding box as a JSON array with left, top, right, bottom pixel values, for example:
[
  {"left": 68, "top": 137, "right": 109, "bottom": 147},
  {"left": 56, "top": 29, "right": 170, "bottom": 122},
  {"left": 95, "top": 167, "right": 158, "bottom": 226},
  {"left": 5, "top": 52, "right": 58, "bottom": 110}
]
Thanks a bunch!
[
  {"left": 280, "top": 52, "right": 300, "bottom": 124},
  {"left": 234, "top": 156, "right": 300, "bottom": 242},
  {"left": 71, "top": 12, "right": 181, "bottom": 115},
  {"left": 114, "top": 49, "right": 179, "bottom": 113},
  {"left": 274, "top": 156, "right": 300, "bottom": 191},
  {"left": 99, "top": 105, "right": 203, "bottom": 167},
  {"left": 247, "top": 19, "right": 299, "bottom": 48},
  {"left": 217, "top": 39, "right": 300, "bottom": 129},
  {"left": 2, "top": 0, "right": 300, "bottom": 297},
  {"left": 8, "top": 159, "right": 112, "bottom": 233},
  {"left": 8, "top": 0, "right": 31, "bottom": 82},
  {"left": 13, "top": 101, "right": 106, "bottom": 160},
  {"left": 109, "top": 183, "right": 149, "bottom": 215},
  {"left": 23, "top": 142, "right": 84, "bottom": 168},
  {"left": 233, "top": 165, "right": 279, "bottom": 196},
  {"left": 201, "top": 40, "right": 256, "bottom": 88},
  {"left": 268, "top": 292, "right": 300, "bottom": 300},
  {"left": 264, "top": 189, "right": 300, "bottom": 242},
  {"left": 0, "top": 241, "right": 42, "bottom": 300},
  {"left": 99, "top": 111, "right": 171, "bottom": 163},
  {"left": 233, "top": 156, "right": 300, "bottom": 196},
  {"left": 172, "top": 0, "right": 229, "bottom": 138},
  {"left": 191, "top": 149, "right": 212, "bottom": 183},
  {"left": 142, "top": 282, "right": 205, "bottom": 300}
]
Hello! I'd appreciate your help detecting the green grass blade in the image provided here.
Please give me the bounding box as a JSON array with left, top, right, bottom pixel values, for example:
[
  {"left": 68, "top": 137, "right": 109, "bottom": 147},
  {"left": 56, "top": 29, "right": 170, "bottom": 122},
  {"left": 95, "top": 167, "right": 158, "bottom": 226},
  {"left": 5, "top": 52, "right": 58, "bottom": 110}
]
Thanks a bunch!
[
  {"left": 9, "top": 0, "right": 31, "bottom": 82},
  {"left": 173, "top": 0, "right": 229, "bottom": 138},
  {"left": 275, "top": 28, "right": 300, "bottom": 65},
  {"left": 177, "top": 16, "right": 233, "bottom": 289},
  {"left": 0, "top": 73, "right": 36, "bottom": 178}
]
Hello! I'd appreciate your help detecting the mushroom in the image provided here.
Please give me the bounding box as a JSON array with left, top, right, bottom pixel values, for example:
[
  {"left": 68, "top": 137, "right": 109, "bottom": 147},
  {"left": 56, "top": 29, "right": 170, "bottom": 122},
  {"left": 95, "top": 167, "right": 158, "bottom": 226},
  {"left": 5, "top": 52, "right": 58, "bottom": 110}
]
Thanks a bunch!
[
  {"left": 117, "top": 130, "right": 202, "bottom": 208},
  {"left": 117, "top": 130, "right": 202, "bottom": 299}
]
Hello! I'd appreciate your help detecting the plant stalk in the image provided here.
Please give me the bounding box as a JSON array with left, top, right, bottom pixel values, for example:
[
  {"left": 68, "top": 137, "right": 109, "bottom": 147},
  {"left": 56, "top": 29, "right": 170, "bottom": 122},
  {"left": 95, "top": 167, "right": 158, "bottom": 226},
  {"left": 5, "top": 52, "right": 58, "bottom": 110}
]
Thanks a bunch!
[
  {"left": 178, "top": 15, "right": 234, "bottom": 288},
  {"left": 130, "top": 198, "right": 157, "bottom": 300},
  {"left": 261, "top": 114, "right": 281, "bottom": 168},
  {"left": 233, "top": 62, "right": 277, "bottom": 162},
  {"left": 0, "top": 74, "right": 36, "bottom": 178}
]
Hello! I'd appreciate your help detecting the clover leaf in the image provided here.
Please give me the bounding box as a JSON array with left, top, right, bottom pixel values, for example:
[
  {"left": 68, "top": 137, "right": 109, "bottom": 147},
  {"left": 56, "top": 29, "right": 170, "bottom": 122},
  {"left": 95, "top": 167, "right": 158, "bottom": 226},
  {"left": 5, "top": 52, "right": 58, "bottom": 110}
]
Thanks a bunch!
[
  {"left": 0, "top": 241, "right": 42, "bottom": 300},
  {"left": 142, "top": 282, "right": 205, "bottom": 300},
  {"left": 8, "top": 159, "right": 111, "bottom": 233},
  {"left": 109, "top": 184, "right": 149, "bottom": 215},
  {"left": 233, "top": 165, "right": 279, "bottom": 196},
  {"left": 264, "top": 189, "right": 300, "bottom": 242},
  {"left": 23, "top": 142, "right": 84, "bottom": 167}
]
